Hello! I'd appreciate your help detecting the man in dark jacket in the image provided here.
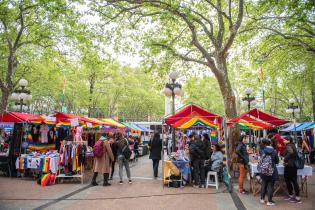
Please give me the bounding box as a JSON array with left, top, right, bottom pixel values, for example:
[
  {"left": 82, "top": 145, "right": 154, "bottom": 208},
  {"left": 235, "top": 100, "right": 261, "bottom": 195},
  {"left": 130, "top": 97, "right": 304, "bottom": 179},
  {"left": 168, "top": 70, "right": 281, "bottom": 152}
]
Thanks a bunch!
[
  {"left": 149, "top": 132, "right": 162, "bottom": 178},
  {"left": 260, "top": 139, "right": 279, "bottom": 206},
  {"left": 283, "top": 136, "right": 301, "bottom": 203},
  {"left": 236, "top": 135, "right": 249, "bottom": 194},
  {"left": 189, "top": 135, "right": 206, "bottom": 187}
]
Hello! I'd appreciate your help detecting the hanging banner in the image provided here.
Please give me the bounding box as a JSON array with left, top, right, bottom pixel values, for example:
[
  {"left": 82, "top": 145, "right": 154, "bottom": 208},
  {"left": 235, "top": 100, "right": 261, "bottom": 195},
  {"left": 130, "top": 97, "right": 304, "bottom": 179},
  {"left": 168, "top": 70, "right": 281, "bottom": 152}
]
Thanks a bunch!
[{"left": 70, "top": 118, "right": 79, "bottom": 127}]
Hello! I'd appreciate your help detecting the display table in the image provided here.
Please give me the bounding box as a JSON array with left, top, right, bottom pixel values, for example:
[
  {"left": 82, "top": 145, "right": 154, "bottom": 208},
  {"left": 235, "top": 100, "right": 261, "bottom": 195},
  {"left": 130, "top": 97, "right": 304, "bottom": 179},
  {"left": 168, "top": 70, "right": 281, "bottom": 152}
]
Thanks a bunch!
[
  {"left": 15, "top": 155, "right": 59, "bottom": 174},
  {"left": 163, "top": 159, "right": 190, "bottom": 187},
  {"left": 249, "top": 162, "right": 312, "bottom": 197}
]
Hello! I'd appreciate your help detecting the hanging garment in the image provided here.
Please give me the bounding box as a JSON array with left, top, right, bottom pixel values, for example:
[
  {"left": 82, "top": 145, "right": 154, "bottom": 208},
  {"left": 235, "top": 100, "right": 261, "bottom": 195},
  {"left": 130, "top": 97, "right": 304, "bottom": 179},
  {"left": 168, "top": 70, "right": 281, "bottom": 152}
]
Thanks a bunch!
[{"left": 40, "top": 124, "right": 49, "bottom": 143}]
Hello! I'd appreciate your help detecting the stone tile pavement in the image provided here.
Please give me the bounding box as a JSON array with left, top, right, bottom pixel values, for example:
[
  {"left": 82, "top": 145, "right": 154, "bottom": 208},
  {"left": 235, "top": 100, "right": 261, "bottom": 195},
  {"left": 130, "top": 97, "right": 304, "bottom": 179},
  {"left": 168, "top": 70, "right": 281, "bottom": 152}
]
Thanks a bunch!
[{"left": 0, "top": 155, "right": 314, "bottom": 210}]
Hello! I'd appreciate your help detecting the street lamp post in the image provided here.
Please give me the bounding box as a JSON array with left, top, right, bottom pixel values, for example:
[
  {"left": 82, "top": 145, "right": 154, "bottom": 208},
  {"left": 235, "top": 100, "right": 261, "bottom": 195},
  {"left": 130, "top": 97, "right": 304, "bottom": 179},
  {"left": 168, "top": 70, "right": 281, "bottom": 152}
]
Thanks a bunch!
[
  {"left": 10, "top": 79, "right": 32, "bottom": 112},
  {"left": 286, "top": 98, "right": 300, "bottom": 143},
  {"left": 163, "top": 71, "right": 183, "bottom": 152},
  {"left": 242, "top": 88, "right": 256, "bottom": 145}
]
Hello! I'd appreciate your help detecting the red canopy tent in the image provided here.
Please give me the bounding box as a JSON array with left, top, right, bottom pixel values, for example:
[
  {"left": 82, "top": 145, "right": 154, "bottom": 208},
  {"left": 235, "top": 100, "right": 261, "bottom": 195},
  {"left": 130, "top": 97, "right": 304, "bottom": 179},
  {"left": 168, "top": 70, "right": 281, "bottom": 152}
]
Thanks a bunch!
[
  {"left": 228, "top": 108, "right": 289, "bottom": 129},
  {"left": 164, "top": 104, "right": 222, "bottom": 128},
  {"left": 0, "top": 112, "right": 36, "bottom": 123}
]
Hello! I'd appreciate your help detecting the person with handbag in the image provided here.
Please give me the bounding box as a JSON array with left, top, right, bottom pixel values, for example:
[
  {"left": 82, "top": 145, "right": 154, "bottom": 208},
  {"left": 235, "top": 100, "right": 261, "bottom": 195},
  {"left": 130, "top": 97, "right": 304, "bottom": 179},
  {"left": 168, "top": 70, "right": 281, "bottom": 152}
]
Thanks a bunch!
[{"left": 116, "top": 133, "right": 132, "bottom": 184}]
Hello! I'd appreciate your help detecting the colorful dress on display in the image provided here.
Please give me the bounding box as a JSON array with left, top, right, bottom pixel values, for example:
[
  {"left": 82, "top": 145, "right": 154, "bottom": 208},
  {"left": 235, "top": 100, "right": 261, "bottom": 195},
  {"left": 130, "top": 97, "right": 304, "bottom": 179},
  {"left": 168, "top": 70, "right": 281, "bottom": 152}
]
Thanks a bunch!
[{"left": 75, "top": 126, "right": 83, "bottom": 142}]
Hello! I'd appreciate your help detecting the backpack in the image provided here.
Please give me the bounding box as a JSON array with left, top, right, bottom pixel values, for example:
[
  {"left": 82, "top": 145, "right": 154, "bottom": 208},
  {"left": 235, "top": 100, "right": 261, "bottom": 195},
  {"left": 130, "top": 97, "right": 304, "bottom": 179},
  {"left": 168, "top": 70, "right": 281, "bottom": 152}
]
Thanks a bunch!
[
  {"left": 93, "top": 140, "right": 104, "bottom": 158},
  {"left": 295, "top": 151, "right": 305, "bottom": 169},
  {"left": 122, "top": 139, "right": 132, "bottom": 160},
  {"left": 257, "top": 154, "right": 274, "bottom": 176}
]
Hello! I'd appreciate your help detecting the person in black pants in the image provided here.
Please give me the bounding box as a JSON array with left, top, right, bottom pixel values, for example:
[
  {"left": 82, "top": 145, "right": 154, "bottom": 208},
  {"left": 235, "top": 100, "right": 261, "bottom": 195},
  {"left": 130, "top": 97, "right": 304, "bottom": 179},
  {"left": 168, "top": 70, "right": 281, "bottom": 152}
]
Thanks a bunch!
[
  {"left": 109, "top": 134, "right": 118, "bottom": 180},
  {"left": 189, "top": 135, "right": 206, "bottom": 188},
  {"left": 283, "top": 136, "right": 301, "bottom": 203},
  {"left": 149, "top": 132, "right": 162, "bottom": 178},
  {"left": 259, "top": 139, "right": 279, "bottom": 206}
]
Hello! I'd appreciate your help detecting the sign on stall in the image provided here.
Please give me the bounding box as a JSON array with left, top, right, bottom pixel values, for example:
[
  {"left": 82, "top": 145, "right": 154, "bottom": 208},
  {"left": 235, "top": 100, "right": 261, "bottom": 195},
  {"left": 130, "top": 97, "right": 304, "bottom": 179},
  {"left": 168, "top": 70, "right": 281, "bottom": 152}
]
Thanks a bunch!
[
  {"left": 70, "top": 118, "right": 79, "bottom": 127},
  {"left": 45, "top": 116, "right": 56, "bottom": 122},
  {"left": 86, "top": 122, "right": 93, "bottom": 128}
]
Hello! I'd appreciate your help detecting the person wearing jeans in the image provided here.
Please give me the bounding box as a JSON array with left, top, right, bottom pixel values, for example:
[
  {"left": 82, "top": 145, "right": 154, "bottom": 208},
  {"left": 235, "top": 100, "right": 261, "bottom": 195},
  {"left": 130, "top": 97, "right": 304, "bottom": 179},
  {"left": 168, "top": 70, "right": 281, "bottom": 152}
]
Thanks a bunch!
[
  {"left": 118, "top": 155, "right": 131, "bottom": 183},
  {"left": 259, "top": 139, "right": 279, "bottom": 206},
  {"left": 149, "top": 132, "right": 162, "bottom": 178},
  {"left": 116, "top": 133, "right": 132, "bottom": 184},
  {"left": 236, "top": 135, "right": 249, "bottom": 194},
  {"left": 283, "top": 136, "right": 301, "bottom": 203}
]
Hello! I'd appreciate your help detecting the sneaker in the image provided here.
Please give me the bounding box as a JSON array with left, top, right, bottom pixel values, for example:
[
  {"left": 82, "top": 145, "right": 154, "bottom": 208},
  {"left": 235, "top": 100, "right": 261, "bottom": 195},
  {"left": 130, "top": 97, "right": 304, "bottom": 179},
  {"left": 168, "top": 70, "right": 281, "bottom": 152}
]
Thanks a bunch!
[
  {"left": 284, "top": 195, "right": 293, "bottom": 201},
  {"left": 128, "top": 180, "right": 132, "bottom": 184},
  {"left": 193, "top": 185, "right": 199, "bottom": 188},
  {"left": 290, "top": 198, "right": 302, "bottom": 203},
  {"left": 260, "top": 199, "right": 265, "bottom": 204},
  {"left": 267, "top": 202, "right": 275, "bottom": 206},
  {"left": 119, "top": 181, "right": 123, "bottom": 185},
  {"left": 240, "top": 190, "right": 249, "bottom": 194}
]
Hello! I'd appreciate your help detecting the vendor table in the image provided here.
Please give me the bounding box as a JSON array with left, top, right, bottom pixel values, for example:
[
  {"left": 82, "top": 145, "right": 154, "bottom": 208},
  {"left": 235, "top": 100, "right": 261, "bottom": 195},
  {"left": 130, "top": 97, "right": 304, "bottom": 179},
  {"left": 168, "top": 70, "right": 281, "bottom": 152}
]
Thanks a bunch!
[
  {"left": 15, "top": 156, "right": 59, "bottom": 174},
  {"left": 163, "top": 159, "right": 190, "bottom": 187},
  {"left": 249, "top": 162, "right": 312, "bottom": 197}
]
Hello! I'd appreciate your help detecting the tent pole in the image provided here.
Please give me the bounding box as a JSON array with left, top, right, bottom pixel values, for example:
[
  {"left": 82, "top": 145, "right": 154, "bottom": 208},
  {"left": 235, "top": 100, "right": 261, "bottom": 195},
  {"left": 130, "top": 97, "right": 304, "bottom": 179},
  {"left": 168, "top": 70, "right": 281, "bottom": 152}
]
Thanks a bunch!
[{"left": 162, "top": 120, "right": 165, "bottom": 189}]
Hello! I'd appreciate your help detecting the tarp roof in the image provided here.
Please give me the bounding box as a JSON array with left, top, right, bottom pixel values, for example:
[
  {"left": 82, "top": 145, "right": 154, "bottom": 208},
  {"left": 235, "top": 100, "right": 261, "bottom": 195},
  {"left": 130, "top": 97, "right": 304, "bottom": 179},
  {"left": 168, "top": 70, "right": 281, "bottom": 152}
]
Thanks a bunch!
[
  {"left": 0, "top": 112, "right": 36, "bottom": 123},
  {"left": 122, "top": 122, "right": 142, "bottom": 131},
  {"left": 100, "top": 118, "right": 125, "bottom": 128},
  {"left": 296, "top": 122, "right": 315, "bottom": 131},
  {"left": 281, "top": 122, "right": 315, "bottom": 132},
  {"left": 228, "top": 108, "right": 289, "bottom": 129},
  {"left": 164, "top": 104, "right": 221, "bottom": 129}
]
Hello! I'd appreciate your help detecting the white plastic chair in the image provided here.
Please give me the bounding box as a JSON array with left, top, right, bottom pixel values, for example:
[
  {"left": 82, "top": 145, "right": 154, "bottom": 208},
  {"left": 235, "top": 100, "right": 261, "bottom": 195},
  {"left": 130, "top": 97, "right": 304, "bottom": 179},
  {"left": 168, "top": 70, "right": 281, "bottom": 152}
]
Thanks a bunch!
[{"left": 206, "top": 171, "right": 219, "bottom": 190}]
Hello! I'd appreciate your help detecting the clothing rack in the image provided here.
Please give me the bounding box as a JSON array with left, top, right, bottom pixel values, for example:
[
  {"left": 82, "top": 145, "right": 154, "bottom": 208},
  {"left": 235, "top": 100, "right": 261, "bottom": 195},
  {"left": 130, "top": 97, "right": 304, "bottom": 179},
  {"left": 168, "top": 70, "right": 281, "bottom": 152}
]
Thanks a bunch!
[{"left": 56, "top": 141, "right": 87, "bottom": 184}]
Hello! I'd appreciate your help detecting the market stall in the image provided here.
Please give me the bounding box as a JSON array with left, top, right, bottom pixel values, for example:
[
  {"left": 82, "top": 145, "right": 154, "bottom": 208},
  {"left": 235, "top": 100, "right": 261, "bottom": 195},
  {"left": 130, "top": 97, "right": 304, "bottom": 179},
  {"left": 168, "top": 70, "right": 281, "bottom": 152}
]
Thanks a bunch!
[{"left": 162, "top": 104, "right": 225, "bottom": 188}]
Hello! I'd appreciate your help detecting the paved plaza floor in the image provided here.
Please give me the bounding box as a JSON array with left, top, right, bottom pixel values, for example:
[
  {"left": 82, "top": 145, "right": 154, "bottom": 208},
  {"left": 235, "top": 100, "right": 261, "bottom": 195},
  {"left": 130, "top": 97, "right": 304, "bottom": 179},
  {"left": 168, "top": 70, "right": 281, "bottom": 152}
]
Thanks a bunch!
[{"left": 0, "top": 156, "right": 314, "bottom": 210}]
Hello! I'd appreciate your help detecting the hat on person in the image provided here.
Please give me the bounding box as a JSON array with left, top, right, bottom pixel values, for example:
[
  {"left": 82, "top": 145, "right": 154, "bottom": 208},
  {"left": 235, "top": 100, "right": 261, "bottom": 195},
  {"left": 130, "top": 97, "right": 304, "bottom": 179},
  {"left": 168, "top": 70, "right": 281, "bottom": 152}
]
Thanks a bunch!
[{"left": 99, "top": 136, "right": 107, "bottom": 141}]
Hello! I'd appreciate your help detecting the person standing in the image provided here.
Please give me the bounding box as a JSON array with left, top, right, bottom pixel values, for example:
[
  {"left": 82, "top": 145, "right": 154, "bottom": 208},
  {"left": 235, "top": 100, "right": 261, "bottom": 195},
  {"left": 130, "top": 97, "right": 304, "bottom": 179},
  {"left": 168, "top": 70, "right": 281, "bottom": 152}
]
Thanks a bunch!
[
  {"left": 189, "top": 135, "right": 206, "bottom": 188},
  {"left": 116, "top": 134, "right": 132, "bottom": 184},
  {"left": 202, "top": 133, "right": 212, "bottom": 160},
  {"left": 91, "top": 136, "right": 114, "bottom": 186},
  {"left": 236, "top": 135, "right": 249, "bottom": 194},
  {"left": 109, "top": 134, "right": 118, "bottom": 180},
  {"left": 149, "top": 132, "right": 162, "bottom": 178},
  {"left": 259, "top": 139, "right": 279, "bottom": 206},
  {"left": 283, "top": 136, "right": 301, "bottom": 203}
]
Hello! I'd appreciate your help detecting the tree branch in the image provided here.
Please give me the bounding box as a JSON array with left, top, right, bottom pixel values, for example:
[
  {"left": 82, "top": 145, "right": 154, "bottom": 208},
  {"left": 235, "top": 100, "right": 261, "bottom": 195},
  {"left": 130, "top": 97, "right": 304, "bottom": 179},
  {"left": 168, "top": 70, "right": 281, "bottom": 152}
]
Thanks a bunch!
[
  {"left": 222, "top": 0, "right": 244, "bottom": 55},
  {"left": 153, "top": 43, "right": 209, "bottom": 66}
]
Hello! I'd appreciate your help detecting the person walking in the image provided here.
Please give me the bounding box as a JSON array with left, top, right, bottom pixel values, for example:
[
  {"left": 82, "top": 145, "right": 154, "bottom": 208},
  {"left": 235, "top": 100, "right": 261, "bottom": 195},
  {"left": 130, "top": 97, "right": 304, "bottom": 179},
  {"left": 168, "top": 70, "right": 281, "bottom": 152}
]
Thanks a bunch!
[
  {"left": 149, "top": 132, "right": 162, "bottom": 178},
  {"left": 283, "top": 136, "right": 302, "bottom": 203},
  {"left": 116, "top": 134, "right": 132, "bottom": 184},
  {"left": 189, "top": 135, "right": 206, "bottom": 188},
  {"left": 109, "top": 134, "right": 118, "bottom": 180},
  {"left": 236, "top": 135, "right": 249, "bottom": 194},
  {"left": 91, "top": 136, "right": 114, "bottom": 186},
  {"left": 259, "top": 139, "right": 279, "bottom": 206}
]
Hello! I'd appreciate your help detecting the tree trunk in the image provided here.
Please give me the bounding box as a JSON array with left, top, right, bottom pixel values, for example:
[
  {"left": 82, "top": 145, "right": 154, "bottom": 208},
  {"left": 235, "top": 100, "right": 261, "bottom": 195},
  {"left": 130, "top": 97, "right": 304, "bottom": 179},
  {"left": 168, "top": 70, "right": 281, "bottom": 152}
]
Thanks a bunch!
[
  {"left": 0, "top": 88, "right": 10, "bottom": 113},
  {"left": 213, "top": 57, "right": 239, "bottom": 154}
]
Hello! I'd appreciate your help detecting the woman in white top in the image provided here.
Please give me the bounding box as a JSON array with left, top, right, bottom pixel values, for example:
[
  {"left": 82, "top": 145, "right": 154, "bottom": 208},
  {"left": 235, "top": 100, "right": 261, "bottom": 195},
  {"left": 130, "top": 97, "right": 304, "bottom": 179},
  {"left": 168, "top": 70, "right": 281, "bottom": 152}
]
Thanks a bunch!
[{"left": 211, "top": 144, "right": 223, "bottom": 172}]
